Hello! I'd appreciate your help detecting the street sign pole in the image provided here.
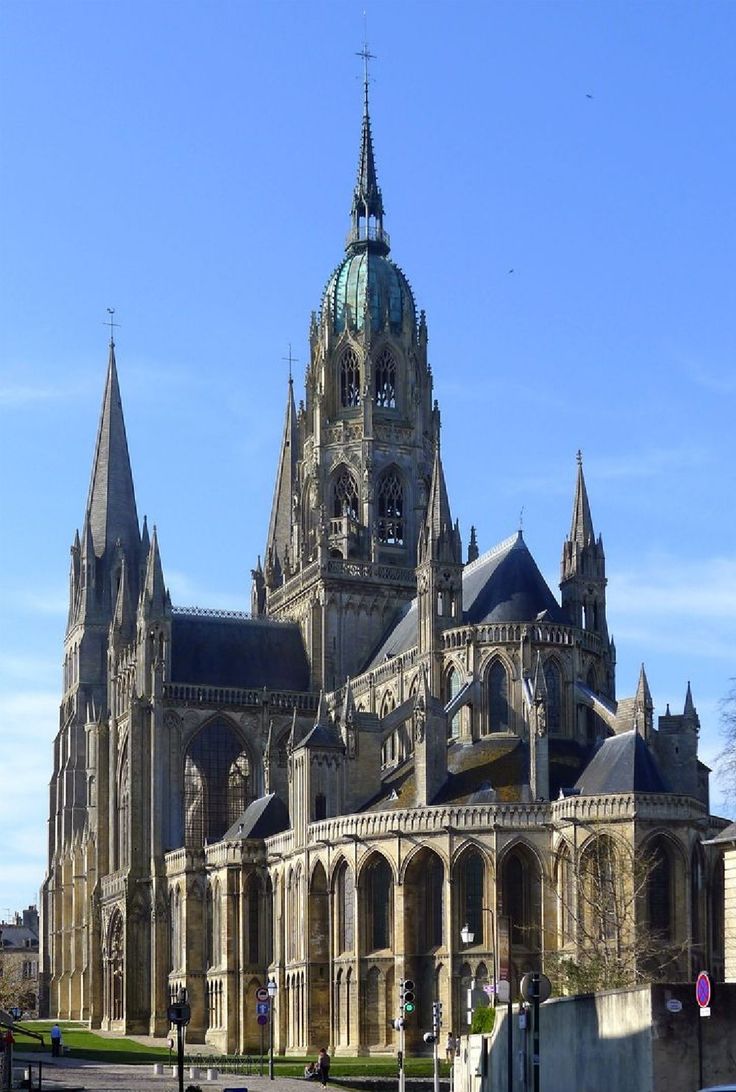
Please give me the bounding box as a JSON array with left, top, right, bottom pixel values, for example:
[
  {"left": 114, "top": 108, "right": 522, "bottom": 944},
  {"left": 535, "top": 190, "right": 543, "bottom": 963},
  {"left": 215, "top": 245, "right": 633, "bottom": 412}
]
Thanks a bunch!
[{"left": 696, "top": 971, "right": 712, "bottom": 1088}]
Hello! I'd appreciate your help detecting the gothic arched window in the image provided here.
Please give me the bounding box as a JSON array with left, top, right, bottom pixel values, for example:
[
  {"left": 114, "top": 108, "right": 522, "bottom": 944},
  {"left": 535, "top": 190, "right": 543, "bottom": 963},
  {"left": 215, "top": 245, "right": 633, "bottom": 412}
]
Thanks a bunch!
[
  {"left": 333, "top": 469, "right": 359, "bottom": 521},
  {"left": 365, "top": 856, "right": 393, "bottom": 951},
  {"left": 377, "top": 470, "right": 404, "bottom": 545},
  {"left": 446, "top": 666, "right": 461, "bottom": 738},
  {"left": 183, "top": 719, "right": 253, "bottom": 847},
  {"left": 459, "top": 851, "right": 485, "bottom": 944},
  {"left": 544, "top": 661, "right": 562, "bottom": 734},
  {"left": 336, "top": 862, "right": 355, "bottom": 955},
  {"left": 117, "top": 746, "right": 130, "bottom": 869},
  {"left": 374, "top": 347, "right": 397, "bottom": 408},
  {"left": 340, "top": 347, "right": 361, "bottom": 408},
  {"left": 488, "top": 660, "right": 510, "bottom": 733},
  {"left": 647, "top": 838, "right": 672, "bottom": 941},
  {"left": 502, "top": 846, "right": 541, "bottom": 950}
]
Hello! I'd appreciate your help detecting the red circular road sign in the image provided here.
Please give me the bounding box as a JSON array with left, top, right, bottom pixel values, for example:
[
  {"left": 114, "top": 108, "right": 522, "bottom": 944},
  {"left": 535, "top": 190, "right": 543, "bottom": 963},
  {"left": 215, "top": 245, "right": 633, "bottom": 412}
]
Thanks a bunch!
[
  {"left": 696, "top": 971, "right": 711, "bottom": 1008},
  {"left": 256, "top": 987, "right": 270, "bottom": 1002}
]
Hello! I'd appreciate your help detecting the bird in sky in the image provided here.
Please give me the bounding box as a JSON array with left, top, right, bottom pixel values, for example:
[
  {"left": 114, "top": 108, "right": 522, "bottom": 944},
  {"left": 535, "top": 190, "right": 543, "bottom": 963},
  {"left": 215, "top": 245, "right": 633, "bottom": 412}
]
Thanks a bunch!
[{"left": 586, "top": 93, "right": 594, "bottom": 99}]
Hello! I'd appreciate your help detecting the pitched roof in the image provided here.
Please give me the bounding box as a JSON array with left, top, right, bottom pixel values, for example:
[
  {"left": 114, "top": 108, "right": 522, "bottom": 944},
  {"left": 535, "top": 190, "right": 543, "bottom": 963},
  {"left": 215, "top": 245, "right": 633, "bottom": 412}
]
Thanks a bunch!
[
  {"left": 223, "top": 793, "right": 290, "bottom": 840},
  {"left": 575, "top": 730, "right": 670, "bottom": 795},
  {"left": 171, "top": 613, "right": 309, "bottom": 691},
  {"left": 367, "top": 531, "right": 563, "bottom": 667}
]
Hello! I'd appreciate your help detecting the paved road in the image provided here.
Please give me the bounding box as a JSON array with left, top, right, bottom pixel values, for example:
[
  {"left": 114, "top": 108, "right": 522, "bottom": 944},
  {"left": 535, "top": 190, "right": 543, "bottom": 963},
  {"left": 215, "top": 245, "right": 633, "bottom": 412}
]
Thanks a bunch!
[{"left": 14, "top": 1053, "right": 318, "bottom": 1092}]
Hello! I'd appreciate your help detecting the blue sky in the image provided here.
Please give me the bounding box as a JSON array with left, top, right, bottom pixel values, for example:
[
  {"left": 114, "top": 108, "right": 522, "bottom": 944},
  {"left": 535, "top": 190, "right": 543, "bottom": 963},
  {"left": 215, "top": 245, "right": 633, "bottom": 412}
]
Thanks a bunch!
[{"left": 1, "top": 0, "right": 735, "bottom": 913}]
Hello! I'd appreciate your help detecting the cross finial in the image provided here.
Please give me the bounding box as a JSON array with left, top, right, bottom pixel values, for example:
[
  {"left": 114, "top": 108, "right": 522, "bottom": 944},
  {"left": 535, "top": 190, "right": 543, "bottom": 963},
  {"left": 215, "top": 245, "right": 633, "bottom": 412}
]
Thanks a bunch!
[
  {"left": 104, "top": 307, "right": 120, "bottom": 347},
  {"left": 282, "top": 343, "right": 298, "bottom": 383},
  {"left": 576, "top": 449, "right": 583, "bottom": 467},
  {"left": 519, "top": 505, "right": 524, "bottom": 532},
  {"left": 356, "top": 16, "right": 375, "bottom": 110}
]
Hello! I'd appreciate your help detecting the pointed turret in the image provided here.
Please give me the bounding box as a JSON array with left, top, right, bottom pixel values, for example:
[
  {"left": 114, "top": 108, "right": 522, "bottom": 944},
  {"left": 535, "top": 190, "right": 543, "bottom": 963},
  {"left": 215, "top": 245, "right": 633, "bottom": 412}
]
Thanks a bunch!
[
  {"left": 85, "top": 339, "right": 140, "bottom": 563},
  {"left": 264, "top": 377, "right": 298, "bottom": 595},
  {"left": 560, "top": 453, "right": 611, "bottom": 693},
  {"left": 141, "top": 526, "right": 169, "bottom": 620},
  {"left": 347, "top": 60, "right": 389, "bottom": 256},
  {"left": 110, "top": 556, "right": 135, "bottom": 644},
  {"left": 467, "top": 525, "right": 479, "bottom": 565},
  {"left": 569, "top": 450, "right": 595, "bottom": 548},
  {"left": 419, "top": 442, "right": 461, "bottom": 566},
  {"left": 684, "top": 681, "right": 695, "bottom": 717},
  {"left": 634, "top": 663, "right": 654, "bottom": 739}
]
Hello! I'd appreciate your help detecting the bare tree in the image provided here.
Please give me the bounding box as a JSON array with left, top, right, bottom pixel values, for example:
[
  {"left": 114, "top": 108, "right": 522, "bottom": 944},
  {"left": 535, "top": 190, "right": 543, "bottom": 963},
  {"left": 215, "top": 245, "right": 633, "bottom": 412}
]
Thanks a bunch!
[
  {"left": 0, "top": 959, "right": 37, "bottom": 1014},
  {"left": 546, "top": 829, "right": 686, "bottom": 996},
  {"left": 717, "top": 679, "right": 736, "bottom": 800}
]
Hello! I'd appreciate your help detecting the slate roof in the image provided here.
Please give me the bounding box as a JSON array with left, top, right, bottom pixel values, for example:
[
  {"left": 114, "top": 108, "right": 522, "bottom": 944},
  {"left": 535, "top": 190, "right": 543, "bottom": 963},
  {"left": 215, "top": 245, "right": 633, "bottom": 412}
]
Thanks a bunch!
[
  {"left": 575, "top": 730, "right": 671, "bottom": 795},
  {"left": 0, "top": 925, "right": 38, "bottom": 949},
  {"left": 223, "top": 793, "right": 290, "bottom": 841},
  {"left": 367, "top": 531, "right": 563, "bottom": 667},
  {"left": 171, "top": 613, "right": 309, "bottom": 691},
  {"left": 707, "top": 820, "right": 736, "bottom": 845},
  {"left": 296, "top": 723, "right": 344, "bottom": 751}
]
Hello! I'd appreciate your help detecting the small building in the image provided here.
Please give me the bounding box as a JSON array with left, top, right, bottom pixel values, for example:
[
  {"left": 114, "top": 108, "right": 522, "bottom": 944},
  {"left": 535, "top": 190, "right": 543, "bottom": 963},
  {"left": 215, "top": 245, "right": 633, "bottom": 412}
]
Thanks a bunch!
[{"left": 0, "top": 906, "right": 40, "bottom": 1016}]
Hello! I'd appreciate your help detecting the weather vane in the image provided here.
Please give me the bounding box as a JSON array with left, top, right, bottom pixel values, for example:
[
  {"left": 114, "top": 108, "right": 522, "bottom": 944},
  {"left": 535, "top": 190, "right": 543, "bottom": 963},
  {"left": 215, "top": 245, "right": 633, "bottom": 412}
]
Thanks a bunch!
[
  {"left": 282, "top": 343, "right": 298, "bottom": 382},
  {"left": 104, "top": 307, "right": 119, "bottom": 345},
  {"left": 519, "top": 506, "right": 524, "bottom": 532}
]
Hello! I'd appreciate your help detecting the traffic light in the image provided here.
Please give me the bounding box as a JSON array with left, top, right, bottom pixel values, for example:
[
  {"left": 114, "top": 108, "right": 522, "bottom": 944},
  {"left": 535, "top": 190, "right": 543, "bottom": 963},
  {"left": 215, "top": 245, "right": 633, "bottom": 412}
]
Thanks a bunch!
[
  {"left": 432, "top": 1000, "right": 442, "bottom": 1035},
  {"left": 400, "top": 978, "right": 416, "bottom": 1017}
]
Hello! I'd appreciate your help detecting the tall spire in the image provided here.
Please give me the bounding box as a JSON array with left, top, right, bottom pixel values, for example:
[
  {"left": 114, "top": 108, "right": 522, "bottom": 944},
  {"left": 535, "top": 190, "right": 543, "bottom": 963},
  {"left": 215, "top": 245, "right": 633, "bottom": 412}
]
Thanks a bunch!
[
  {"left": 264, "top": 373, "right": 298, "bottom": 589},
  {"left": 419, "top": 440, "right": 461, "bottom": 565},
  {"left": 570, "top": 449, "right": 595, "bottom": 548},
  {"left": 85, "top": 338, "right": 140, "bottom": 561},
  {"left": 348, "top": 41, "right": 388, "bottom": 255}
]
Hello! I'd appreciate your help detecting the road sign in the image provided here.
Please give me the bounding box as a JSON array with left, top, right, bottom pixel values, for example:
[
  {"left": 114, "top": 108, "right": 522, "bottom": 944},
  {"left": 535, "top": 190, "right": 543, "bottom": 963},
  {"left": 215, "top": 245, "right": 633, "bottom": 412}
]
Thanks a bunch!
[
  {"left": 696, "top": 972, "right": 711, "bottom": 1009},
  {"left": 256, "top": 987, "right": 269, "bottom": 1002},
  {"left": 520, "top": 972, "right": 551, "bottom": 1004},
  {"left": 257, "top": 1014, "right": 269, "bottom": 1025},
  {"left": 256, "top": 1001, "right": 270, "bottom": 1015},
  {"left": 665, "top": 998, "right": 682, "bottom": 1014},
  {"left": 167, "top": 1002, "right": 191, "bottom": 1026}
]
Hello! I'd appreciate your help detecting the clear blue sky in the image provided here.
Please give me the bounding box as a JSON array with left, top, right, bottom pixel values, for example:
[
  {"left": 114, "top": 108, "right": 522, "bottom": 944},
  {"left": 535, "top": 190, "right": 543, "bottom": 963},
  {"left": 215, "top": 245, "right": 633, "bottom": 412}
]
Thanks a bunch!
[{"left": 1, "top": 0, "right": 735, "bottom": 913}]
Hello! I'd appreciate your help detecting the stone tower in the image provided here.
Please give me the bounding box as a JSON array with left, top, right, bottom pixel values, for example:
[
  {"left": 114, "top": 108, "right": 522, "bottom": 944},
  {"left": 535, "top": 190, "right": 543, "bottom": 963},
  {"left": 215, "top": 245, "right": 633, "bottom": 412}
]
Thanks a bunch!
[
  {"left": 560, "top": 451, "right": 615, "bottom": 698},
  {"left": 259, "top": 77, "right": 436, "bottom": 689}
]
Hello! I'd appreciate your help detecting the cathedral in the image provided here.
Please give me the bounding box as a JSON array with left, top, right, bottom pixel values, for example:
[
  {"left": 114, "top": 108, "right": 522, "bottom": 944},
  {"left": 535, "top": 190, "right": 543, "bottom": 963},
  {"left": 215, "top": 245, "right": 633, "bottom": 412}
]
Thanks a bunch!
[{"left": 41, "top": 73, "right": 727, "bottom": 1055}]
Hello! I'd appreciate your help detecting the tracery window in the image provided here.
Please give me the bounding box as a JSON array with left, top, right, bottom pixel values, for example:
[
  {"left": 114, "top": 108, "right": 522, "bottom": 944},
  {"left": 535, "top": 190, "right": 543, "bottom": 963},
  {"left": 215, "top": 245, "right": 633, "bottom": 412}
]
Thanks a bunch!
[
  {"left": 544, "top": 661, "right": 562, "bottom": 734},
  {"left": 374, "top": 347, "right": 397, "bottom": 408},
  {"left": 333, "top": 469, "right": 360, "bottom": 521},
  {"left": 488, "top": 661, "right": 510, "bottom": 733},
  {"left": 422, "top": 855, "right": 444, "bottom": 950},
  {"left": 183, "top": 719, "right": 253, "bottom": 847},
  {"left": 377, "top": 470, "right": 404, "bottom": 545},
  {"left": 340, "top": 347, "right": 361, "bottom": 407},
  {"left": 647, "top": 839, "right": 672, "bottom": 941},
  {"left": 117, "top": 747, "right": 130, "bottom": 869},
  {"left": 558, "top": 847, "right": 574, "bottom": 944},
  {"left": 502, "top": 847, "right": 540, "bottom": 949}
]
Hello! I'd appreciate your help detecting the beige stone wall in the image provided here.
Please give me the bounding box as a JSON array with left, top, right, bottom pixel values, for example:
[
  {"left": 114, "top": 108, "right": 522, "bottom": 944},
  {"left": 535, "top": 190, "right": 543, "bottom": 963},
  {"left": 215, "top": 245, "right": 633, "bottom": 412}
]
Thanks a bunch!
[{"left": 724, "top": 845, "right": 736, "bottom": 981}]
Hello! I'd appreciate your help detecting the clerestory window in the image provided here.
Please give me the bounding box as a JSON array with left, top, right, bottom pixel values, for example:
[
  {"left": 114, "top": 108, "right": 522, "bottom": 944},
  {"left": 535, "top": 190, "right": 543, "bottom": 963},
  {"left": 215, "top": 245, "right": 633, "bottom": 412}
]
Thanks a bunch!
[
  {"left": 340, "top": 347, "right": 361, "bottom": 408},
  {"left": 377, "top": 471, "right": 404, "bottom": 545},
  {"left": 374, "top": 347, "right": 397, "bottom": 408}
]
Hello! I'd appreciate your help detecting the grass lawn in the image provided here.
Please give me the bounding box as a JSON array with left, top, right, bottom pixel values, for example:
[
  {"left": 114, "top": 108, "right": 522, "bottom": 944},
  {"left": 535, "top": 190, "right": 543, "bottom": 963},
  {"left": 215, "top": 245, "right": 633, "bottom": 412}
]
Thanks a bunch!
[{"left": 13, "top": 1023, "right": 449, "bottom": 1076}]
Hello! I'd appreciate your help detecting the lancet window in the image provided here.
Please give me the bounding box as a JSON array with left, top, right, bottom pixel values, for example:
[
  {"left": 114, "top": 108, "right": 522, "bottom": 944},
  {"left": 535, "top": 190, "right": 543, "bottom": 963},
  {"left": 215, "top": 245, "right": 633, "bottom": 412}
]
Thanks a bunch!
[
  {"left": 377, "top": 470, "right": 404, "bottom": 545},
  {"left": 374, "top": 347, "right": 397, "bottom": 408},
  {"left": 340, "top": 347, "right": 361, "bottom": 407},
  {"left": 488, "top": 660, "right": 510, "bottom": 733},
  {"left": 544, "top": 661, "right": 562, "bottom": 734},
  {"left": 183, "top": 719, "right": 253, "bottom": 847}
]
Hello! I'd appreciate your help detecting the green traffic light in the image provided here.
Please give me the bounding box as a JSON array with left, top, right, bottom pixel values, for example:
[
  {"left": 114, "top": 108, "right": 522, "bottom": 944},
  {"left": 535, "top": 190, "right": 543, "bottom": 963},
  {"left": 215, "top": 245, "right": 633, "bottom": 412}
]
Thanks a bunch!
[{"left": 405, "top": 1002, "right": 415, "bottom": 1013}]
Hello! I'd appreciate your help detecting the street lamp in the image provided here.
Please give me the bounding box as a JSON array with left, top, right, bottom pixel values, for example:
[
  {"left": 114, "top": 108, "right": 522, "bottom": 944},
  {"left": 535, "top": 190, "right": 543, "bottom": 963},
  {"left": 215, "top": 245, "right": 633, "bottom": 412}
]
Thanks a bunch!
[{"left": 267, "top": 977, "right": 277, "bottom": 1081}]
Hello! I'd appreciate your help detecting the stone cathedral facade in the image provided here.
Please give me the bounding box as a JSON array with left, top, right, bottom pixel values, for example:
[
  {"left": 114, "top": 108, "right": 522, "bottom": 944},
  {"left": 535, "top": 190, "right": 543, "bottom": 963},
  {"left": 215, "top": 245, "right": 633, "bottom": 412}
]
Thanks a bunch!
[{"left": 42, "top": 81, "right": 728, "bottom": 1054}]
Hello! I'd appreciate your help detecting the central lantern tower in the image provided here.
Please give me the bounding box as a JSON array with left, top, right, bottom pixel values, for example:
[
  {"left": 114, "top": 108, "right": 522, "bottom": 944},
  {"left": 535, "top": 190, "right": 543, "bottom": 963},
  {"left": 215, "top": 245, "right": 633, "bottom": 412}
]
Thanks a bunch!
[{"left": 255, "top": 79, "right": 437, "bottom": 689}]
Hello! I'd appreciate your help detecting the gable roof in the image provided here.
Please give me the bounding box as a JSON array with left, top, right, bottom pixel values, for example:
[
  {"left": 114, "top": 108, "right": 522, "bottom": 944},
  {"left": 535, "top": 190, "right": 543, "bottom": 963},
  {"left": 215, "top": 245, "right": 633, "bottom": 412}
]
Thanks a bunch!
[
  {"left": 575, "top": 730, "right": 670, "bottom": 795},
  {"left": 223, "top": 793, "right": 290, "bottom": 840},
  {"left": 367, "top": 531, "right": 563, "bottom": 668}
]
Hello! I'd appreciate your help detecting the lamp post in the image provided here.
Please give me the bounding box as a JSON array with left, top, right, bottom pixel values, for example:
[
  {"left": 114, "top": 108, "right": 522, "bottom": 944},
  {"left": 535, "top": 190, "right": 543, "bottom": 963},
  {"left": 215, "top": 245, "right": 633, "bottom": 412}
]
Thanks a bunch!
[{"left": 267, "top": 977, "right": 277, "bottom": 1081}]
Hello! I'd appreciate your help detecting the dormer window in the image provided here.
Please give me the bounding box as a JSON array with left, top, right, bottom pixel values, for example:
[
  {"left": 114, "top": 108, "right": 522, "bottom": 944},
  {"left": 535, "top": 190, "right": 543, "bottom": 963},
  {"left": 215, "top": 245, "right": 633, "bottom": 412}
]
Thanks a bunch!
[
  {"left": 374, "top": 347, "right": 396, "bottom": 408},
  {"left": 340, "top": 347, "right": 361, "bottom": 407}
]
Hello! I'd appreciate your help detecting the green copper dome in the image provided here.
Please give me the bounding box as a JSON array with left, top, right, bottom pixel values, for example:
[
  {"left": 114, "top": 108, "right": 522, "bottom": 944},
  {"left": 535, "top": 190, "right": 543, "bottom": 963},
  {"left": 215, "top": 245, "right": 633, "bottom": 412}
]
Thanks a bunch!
[{"left": 324, "top": 251, "right": 416, "bottom": 333}]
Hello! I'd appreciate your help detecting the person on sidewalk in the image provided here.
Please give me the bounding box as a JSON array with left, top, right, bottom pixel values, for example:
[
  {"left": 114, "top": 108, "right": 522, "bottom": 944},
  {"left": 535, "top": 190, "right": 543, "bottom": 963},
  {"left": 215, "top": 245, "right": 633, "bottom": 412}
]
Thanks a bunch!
[
  {"left": 50, "top": 1024, "right": 62, "bottom": 1058},
  {"left": 445, "top": 1032, "right": 456, "bottom": 1064},
  {"left": 317, "top": 1047, "right": 331, "bottom": 1086}
]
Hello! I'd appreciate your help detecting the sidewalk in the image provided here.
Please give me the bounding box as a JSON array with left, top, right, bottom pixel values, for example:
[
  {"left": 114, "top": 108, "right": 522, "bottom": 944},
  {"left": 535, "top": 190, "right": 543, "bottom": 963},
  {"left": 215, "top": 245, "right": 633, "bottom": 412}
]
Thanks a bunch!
[{"left": 14, "top": 1053, "right": 316, "bottom": 1092}]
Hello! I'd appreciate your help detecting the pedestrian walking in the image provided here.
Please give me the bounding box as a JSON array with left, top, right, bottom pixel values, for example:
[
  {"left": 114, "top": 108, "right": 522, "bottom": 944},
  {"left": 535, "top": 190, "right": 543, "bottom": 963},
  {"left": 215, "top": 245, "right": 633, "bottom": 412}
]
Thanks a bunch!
[
  {"left": 50, "top": 1023, "right": 62, "bottom": 1058},
  {"left": 317, "top": 1047, "right": 331, "bottom": 1086},
  {"left": 445, "top": 1031, "right": 456, "bottom": 1064}
]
